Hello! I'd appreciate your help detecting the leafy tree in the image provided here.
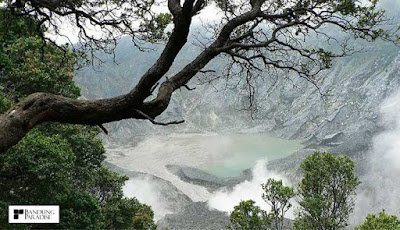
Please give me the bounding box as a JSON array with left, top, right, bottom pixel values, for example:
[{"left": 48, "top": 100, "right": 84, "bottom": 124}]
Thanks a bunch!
[
  {"left": 229, "top": 179, "right": 295, "bottom": 230},
  {"left": 0, "top": 0, "right": 397, "bottom": 153},
  {"left": 0, "top": 125, "right": 157, "bottom": 230},
  {"left": 355, "top": 210, "right": 400, "bottom": 230},
  {"left": 262, "top": 178, "right": 295, "bottom": 230},
  {"left": 0, "top": 10, "right": 156, "bottom": 229},
  {"left": 294, "top": 152, "right": 360, "bottom": 230},
  {"left": 228, "top": 200, "right": 270, "bottom": 230}
]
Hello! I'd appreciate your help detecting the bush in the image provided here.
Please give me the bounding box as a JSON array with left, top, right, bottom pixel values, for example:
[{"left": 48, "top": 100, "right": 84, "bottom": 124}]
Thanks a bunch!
[
  {"left": 228, "top": 200, "right": 269, "bottom": 230},
  {"left": 355, "top": 210, "right": 400, "bottom": 230}
]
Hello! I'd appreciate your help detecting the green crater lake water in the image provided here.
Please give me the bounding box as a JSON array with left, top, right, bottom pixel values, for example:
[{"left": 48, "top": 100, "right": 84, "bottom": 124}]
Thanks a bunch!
[
  {"left": 197, "top": 134, "right": 303, "bottom": 177},
  {"left": 109, "top": 133, "right": 303, "bottom": 180}
]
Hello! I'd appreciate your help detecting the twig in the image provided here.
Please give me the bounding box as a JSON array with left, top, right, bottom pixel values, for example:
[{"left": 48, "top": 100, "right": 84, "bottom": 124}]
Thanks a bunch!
[
  {"left": 184, "top": 85, "right": 196, "bottom": 91},
  {"left": 199, "top": 70, "right": 216, "bottom": 73},
  {"left": 98, "top": 124, "right": 108, "bottom": 135},
  {"left": 134, "top": 109, "right": 184, "bottom": 126}
]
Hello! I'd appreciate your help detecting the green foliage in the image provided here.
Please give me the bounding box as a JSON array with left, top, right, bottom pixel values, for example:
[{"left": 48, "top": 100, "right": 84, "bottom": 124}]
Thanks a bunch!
[
  {"left": 229, "top": 179, "right": 295, "bottom": 230},
  {"left": 355, "top": 210, "right": 400, "bottom": 230},
  {"left": 0, "top": 10, "right": 43, "bottom": 41},
  {"left": 0, "top": 37, "right": 80, "bottom": 98},
  {"left": 230, "top": 152, "right": 361, "bottom": 230},
  {"left": 0, "top": 9, "right": 156, "bottom": 229},
  {"left": 0, "top": 90, "right": 12, "bottom": 113},
  {"left": 262, "top": 178, "right": 295, "bottom": 230},
  {"left": 58, "top": 190, "right": 104, "bottom": 230},
  {"left": 0, "top": 124, "right": 96, "bottom": 229},
  {"left": 103, "top": 197, "right": 156, "bottom": 230},
  {"left": 1, "top": 127, "right": 75, "bottom": 201},
  {"left": 143, "top": 12, "right": 173, "bottom": 42},
  {"left": 228, "top": 200, "right": 269, "bottom": 230},
  {"left": 0, "top": 10, "right": 80, "bottom": 99},
  {"left": 294, "top": 152, "right": 360, "bottom": 230},
  {"left": 0, "top": 124, "right": 156, "bottom": 229}
]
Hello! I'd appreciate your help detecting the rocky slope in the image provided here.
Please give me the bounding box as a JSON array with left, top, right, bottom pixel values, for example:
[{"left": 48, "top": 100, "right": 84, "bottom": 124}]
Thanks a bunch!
[
  {"left": 103, "top": 162, "right": 192, "bottom": 219},
  {"left": 75, "top": 34, "right": 400, "bottom": 229},
  {"left": 75, "top": 37, "right": 400, "bottom": 149}
]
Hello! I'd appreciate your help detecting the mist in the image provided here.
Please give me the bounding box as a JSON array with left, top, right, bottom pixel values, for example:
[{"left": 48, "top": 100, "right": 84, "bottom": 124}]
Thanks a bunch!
[
  {"left": 123, "top": 177, "right": 174, "bottom": 221},
  {"left": 351, "top": 89, "right": 400, "bottom": 225},
  {"left": 207, "top": 160, "right": 295, "bottom": 219},
  {"left": 120, "top": 85, "right": 400, "bottom": 225},
  {"left": 206, "top": 86, "right": 400, "bottom": 224}
]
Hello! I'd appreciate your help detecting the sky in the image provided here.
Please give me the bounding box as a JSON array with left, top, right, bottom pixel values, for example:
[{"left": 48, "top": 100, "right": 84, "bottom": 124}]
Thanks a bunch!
[
  {"left": 48, "top": 2, "right": 222, "bottom": 45},
  {"left": 45, "top": 0, "right": 400, "bottom": 46}
]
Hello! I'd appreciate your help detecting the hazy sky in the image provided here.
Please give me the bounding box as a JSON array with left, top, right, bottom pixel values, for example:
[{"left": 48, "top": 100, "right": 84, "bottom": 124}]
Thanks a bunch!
[
  {"left": 47, "top": 0, "right": 400, "bottom": 45},
  {"left": 49, "top": 3, "right": 221, "bottom": 45}
]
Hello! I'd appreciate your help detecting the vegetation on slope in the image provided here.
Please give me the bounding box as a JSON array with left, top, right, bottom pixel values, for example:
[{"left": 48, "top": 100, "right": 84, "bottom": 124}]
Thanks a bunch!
[{"left": 0, "top": 10, "right": 155, "bottom": 229}]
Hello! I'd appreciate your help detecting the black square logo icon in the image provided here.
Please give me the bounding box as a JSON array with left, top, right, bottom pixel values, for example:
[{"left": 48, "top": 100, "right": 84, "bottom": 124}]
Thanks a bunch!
[{"left": 13, "top": 209, "right": 23, "bottom": 219}]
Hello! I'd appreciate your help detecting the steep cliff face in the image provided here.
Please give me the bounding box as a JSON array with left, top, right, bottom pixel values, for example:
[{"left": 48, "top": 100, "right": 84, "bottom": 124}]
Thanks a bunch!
[
  {"left": 75, "top": 38, "right": 400, "bottom": 154},
  {"left": 261, "top": 44, "right": 400, "bottom": 152}
]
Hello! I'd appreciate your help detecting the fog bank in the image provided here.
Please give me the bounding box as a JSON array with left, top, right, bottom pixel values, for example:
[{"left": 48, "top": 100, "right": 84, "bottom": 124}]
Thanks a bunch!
[{"left": 352, "top": 89, "right": 400, "bottom": 224}]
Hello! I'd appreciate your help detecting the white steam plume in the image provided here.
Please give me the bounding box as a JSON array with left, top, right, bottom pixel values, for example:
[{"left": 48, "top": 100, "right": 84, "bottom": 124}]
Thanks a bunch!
[
  {"left": 123, "top": 177, "right": 173, "bottom": 221},
  {"left": 207, "top": 159, "right": 294, "bottom": 219},
  {"left": 352, "top": 89, "right": 400, "bottom": 225}
]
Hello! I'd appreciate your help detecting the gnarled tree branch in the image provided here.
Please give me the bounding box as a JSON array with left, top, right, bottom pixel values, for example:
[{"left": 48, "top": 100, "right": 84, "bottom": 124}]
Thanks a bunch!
[{"left": 0, "top": 0, "right": 396, "bottom": 153}]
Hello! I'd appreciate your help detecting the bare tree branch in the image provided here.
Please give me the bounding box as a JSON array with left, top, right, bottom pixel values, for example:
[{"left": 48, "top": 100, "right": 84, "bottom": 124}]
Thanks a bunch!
[{"left": 134, "top": 109, "right": 184, "bottom": 126}]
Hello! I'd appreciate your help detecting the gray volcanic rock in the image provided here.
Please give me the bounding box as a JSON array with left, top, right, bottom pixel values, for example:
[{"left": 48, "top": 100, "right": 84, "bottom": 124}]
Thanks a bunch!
[
  {"left": 166, "top": 164, "right": 251, "bottom": 192},
  {"left": 156, "top": 202, "right": 230, "bottom": 230},
  {"left": 258, "top": 45, "right": 400, "bottom": 148},
  {"left": 75, "top": 21, "right": 400, "bottom": 229},
  {"left": 157, "top": 202, "right": 294, "bottom": 230},
  {"left": 104, "top": 162, "right": 192, "bottom": 214},
  {"left": 75, "top": 38, "right": 400, "bottom": 157},
  {"left": 265, "top": 142, "right": 372, "bottom": 185},
  {"left": 265, "top": 148, "right": 321, "bottom": 184}
]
